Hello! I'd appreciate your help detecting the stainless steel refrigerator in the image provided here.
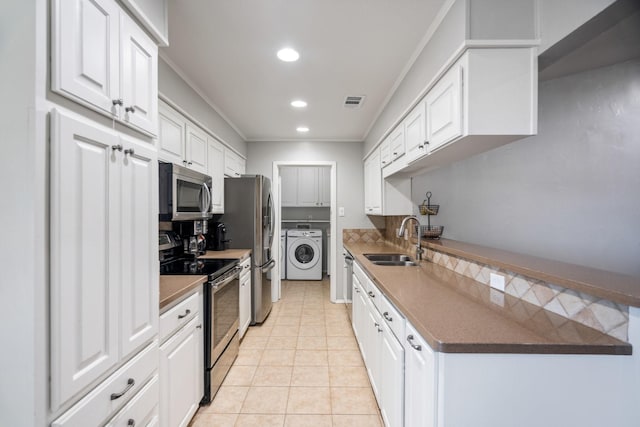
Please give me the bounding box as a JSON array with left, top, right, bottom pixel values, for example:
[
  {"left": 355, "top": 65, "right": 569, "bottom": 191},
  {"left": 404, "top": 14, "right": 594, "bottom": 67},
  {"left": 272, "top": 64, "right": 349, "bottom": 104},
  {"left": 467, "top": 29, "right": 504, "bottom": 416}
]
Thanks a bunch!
[{"left": 223, "top": 175, "right": 275, "bottom": 324}]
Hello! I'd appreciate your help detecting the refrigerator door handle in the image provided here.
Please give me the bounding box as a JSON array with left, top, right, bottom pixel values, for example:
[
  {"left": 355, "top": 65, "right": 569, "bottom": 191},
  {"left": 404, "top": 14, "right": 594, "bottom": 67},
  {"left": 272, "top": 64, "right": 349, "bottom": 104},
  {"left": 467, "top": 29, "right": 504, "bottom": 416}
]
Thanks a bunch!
[{"left": 260, "top": 259, "right": 276, "bottom": 273}]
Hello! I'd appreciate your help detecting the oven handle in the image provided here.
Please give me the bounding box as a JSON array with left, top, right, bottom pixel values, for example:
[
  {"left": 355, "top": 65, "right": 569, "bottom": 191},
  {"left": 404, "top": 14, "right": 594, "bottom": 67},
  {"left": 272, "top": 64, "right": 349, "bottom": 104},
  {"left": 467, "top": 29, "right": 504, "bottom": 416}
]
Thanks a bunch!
[{"left": 211, "top": 267, "right": 241, "bottom": 292}]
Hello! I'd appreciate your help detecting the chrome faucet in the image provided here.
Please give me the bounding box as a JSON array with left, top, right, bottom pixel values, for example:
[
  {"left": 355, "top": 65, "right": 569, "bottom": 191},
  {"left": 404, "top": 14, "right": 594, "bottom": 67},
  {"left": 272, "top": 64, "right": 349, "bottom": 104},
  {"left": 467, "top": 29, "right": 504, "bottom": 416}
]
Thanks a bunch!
[{"left": 398, "top": 216, "right": 423, "bottom": 261}]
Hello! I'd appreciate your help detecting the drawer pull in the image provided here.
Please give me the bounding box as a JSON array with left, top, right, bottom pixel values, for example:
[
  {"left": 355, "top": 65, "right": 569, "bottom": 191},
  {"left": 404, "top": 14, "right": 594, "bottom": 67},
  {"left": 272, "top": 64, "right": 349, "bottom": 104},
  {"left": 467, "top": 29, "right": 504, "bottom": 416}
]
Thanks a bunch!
[
  {"left": 407, "top": 335, "right": 422, "bottom": 351},
  {"left": 128, "top": 419, "right": 135, "bottom": 427},
  {"left": 178, "top": 309, "right": 191, "bottom": 319},
  {"left": 383, "top": 312, "right": 393, "bottom": 322},
  {"left": 367, "top": 291, "right": 375, "bottom": 298},
  {"left": 110, "top": 378, "right": 135, "bottom": 400}
]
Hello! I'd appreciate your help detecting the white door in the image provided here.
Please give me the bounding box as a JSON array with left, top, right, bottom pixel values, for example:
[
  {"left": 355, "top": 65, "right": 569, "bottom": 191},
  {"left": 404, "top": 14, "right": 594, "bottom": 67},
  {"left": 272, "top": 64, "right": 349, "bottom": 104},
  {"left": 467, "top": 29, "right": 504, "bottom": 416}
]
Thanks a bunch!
[
  {"left": 120, "top": 12, "right": 158, "bottom": 135},
  {"left": 405, "top": 101, "right": 427, "bottom": 162},
  {"left": 158, "top": 102, "right": 186, "bottom": 164},
  {"left": 185, "top": 123, "right": 208, "bottom": 174},
  {"left": 118, "top": 137, "right": 159, "bottom": 359},
  {"left": 380, "top": 326, "right": 404, "bottom": 427},
  {"left": 318, "top": 167, "right": 330, "bottom": 206},
  {"left": 280, "top": 167, "right": 298, "bottom": 207},
  {"left": 404, "top": 323, "right": 437, "bottom": 427},
  {"left": 207, "top": 137, "right": 225, "bottom": 213},
  {"left": 425, "top": 64, "right": 462, "bottom": 151},
  {"left": 296, "top": 166, "right": 320, "bottom": 206},
  {"left": 160, "top": 317, "right": 202, "bottom": 427},
  {"left": 52, "top": 0, "right": 120, "bottom": 117},
  {"left": 49, "top": 110, "right": 120, "bottom": 409},
  {"left": 389, "top": 126, "right": 405, "bottom": 161}
]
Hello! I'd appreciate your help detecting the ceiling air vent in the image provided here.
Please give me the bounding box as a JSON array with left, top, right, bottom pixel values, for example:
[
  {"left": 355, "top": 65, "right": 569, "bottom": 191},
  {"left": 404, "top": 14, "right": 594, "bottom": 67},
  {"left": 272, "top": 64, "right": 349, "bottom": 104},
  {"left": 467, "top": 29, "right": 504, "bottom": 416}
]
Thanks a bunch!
[{"left": 344, "top": 95, "right": 366, "bottom": 109}]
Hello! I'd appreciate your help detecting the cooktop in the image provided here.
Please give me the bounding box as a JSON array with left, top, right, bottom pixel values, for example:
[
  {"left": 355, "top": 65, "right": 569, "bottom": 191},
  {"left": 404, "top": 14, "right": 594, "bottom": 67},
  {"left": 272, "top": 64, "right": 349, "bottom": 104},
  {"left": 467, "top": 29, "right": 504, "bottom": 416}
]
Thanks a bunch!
[{"left": 160, "top": 257, "right": 237, "bottom": 280}]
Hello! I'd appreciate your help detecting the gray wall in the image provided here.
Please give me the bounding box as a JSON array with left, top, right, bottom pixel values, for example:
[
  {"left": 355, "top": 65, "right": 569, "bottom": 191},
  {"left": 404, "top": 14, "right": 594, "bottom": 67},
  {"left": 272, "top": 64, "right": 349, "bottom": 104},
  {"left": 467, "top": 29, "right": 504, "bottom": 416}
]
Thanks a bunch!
[
  {"left": 410, "top": 60, "right": 640, "bottom": 277},
  {"left": 158, "top": 57, "right": 247, "bottom": 155}
]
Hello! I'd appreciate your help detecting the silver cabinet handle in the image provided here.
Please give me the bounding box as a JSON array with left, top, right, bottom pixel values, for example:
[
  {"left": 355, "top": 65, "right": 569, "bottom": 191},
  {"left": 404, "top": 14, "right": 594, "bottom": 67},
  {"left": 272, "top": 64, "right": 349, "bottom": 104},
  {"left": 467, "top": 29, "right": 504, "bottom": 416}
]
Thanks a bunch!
[
  {"left": 127, "top": 420, "right": 135, "bottom": 427},
  {"left": 183, "top": 160, "right": 188, "bottom": 165},
  {"left": 418, "top": 144, "right": 424, "bottom": 149},
  {"left": 196, "top": 324, "right": 202, "bottom": 329},
  {"left": 393, "top": 152, "right": 397, "bottom": 155},
  {"left": 125, "top": 106, "right": 136, "bottom": 114},
  {"left": 178, "top": 309, "right": 191, "bottom": 319},
  {"left": 112, "top": 144, "right": 123, "bottom": 152},
  {"left": 407, "top": 334, "right": 422, "bottom": 351},
  {"left": 110, "top": 378, "right": 135, "bottom": 400},
  {"left": 124, "top": 148, "right": 135, "bottom": 156},
  {"left": 367, "top": 291, "right": 375, "bottom": 298},
  {"left": 425, "top": 140, "right": 430, "bottom": 145},
  {"left": 188, "top": 161, "right": 193, "bottom": 166},
  {"left": 383, "top": 312, "right": 392, "bottom": 322},
  {"left": 374, "top": 322, "right": 382, "bottom": 332},
  {"left": 112, "top": 99, "right": 123, "bottom": 106},
  {"left": 381, "top": 160, "right": 386, "bottom": 164},
  {"left": 354, "top": 288, "right": 360, "bottom": 293}
]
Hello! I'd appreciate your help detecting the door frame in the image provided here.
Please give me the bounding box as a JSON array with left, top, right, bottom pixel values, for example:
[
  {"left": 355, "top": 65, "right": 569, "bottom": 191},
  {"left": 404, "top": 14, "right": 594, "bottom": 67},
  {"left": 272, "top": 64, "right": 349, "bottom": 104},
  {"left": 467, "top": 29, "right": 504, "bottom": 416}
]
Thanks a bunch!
[{"left": 271, "top": 161, "right": 338, "bottom": 302}]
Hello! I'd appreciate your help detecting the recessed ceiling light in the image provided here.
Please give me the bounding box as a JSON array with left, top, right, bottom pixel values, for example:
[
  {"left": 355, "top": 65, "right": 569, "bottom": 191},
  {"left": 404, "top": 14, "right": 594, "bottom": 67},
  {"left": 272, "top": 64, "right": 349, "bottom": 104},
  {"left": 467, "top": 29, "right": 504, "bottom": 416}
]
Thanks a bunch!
[
  {"left": 291, "top": 100, "right": 307, "bottom": 108},
  {"left": 277, "top": 48, "right": 300, "bottom": 62},
  {"left": 296, "top": 126, "right": 309, "bottom": 133}
]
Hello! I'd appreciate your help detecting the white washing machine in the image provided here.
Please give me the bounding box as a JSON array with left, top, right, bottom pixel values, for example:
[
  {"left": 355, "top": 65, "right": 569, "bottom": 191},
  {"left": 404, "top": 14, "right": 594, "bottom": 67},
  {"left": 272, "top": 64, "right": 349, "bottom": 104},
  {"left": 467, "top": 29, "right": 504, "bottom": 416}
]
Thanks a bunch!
[
  {"left": 267, "top": 229, "right": 286, "bottom": 280},
  {"left": 287, "top": 229, "right": 322, "bottom": 280}
]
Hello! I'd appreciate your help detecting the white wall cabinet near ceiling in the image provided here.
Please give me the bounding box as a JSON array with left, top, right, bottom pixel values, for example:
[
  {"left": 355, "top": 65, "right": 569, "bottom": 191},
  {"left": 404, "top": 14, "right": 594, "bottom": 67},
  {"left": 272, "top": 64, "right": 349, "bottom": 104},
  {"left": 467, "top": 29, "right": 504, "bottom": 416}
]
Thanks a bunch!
[
  {"left": 51, "top": 0, "right": 158, "bottom": 136},
  {"left": 119, "top": 0, "right": 169, "bottom": 46},
  {"left": 50, "top": 109, "right": 159, "bottom": 414},
  {"left": 424, "top": 62, "right": 463, "bottom": 152},
  {"left": 364, "top": 150, "right": 412, "bottom": 216},
  {"left": 158, "top": 101, "right": 208, "bottom": 173},
  {"left": 224, "top": 149, "right": 246, "bottom": 177},
  {"left": 281, "top": 166, "right": 330, "bottom": 207},
  {"left": 403, "top": 101, "right": 428, "bottom": 166},
  {"left": 364, "top": 152, "right": 382, "bottom": 215},
  {"left": 159, "top": 290, "right": 203, "bottom": 427},
  {"left": 207, "top": 137, "right": 225, "bottom": 214}
]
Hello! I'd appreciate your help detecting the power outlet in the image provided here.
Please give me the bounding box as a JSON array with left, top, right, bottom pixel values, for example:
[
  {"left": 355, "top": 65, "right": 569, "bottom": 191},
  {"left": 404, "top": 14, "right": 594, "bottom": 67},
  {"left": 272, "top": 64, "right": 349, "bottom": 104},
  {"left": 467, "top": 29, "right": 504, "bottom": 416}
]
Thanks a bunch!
[{"left": 490, "top": 273, "right": 505, "bottom": 292}]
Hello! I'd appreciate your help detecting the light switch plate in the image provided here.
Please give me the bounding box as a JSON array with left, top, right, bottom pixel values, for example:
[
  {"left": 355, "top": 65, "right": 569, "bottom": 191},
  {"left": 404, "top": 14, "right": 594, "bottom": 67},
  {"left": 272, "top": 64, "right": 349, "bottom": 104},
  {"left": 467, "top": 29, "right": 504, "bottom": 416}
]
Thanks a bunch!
[
  {"left": 338, "top": 207, "right": 345, "bottom": 217},
  {"left": 490, "top": 273, "right": 505, "bottom": 292}
]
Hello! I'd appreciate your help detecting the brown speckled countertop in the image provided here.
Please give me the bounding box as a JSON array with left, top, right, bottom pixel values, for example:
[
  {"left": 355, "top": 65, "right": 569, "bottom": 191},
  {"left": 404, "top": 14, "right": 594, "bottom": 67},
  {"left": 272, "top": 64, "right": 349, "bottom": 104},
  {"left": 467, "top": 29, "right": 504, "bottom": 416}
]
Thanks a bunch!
[
  {"left": 344, "top": 242, "right": 631, "bottom": 355},
  {"left": 198, "top": 249, "right": 251, "bottom": 260},
  {"left": 423, "top": 239, "right": 640, "bottom": 307},
  {"left": 159, "top": 275, "right": 207, "bottom": 311}
]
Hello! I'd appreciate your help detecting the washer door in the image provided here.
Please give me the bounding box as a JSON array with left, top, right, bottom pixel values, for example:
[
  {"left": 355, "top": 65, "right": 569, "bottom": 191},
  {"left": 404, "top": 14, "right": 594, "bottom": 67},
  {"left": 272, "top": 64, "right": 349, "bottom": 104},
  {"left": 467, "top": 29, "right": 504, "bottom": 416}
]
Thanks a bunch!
[{"left": 288, "top": 238, "right": 320, "bottom": 270}]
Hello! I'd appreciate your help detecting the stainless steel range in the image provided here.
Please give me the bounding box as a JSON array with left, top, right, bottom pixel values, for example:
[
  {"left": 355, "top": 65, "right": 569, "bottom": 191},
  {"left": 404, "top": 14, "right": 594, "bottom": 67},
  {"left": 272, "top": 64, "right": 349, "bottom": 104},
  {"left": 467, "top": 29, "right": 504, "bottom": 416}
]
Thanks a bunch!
[{"left": 159, "top": 231, "right": 241, "bottom": 403}]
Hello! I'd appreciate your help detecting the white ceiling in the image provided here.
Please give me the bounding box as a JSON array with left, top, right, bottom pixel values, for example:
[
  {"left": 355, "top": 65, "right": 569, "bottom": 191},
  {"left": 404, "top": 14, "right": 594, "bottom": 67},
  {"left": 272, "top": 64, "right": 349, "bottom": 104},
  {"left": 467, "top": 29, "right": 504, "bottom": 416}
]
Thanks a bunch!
[{"left": 162, "top": 0, "right": 447, "bottom": 142}]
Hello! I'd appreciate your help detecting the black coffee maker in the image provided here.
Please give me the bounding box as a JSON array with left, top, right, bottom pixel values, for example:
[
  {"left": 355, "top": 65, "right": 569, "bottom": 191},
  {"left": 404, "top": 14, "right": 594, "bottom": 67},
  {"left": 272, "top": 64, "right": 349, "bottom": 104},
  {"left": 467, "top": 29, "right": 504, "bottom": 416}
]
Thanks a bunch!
[{"left": 208, "top": 222, "right": 231, "bottom": 251}]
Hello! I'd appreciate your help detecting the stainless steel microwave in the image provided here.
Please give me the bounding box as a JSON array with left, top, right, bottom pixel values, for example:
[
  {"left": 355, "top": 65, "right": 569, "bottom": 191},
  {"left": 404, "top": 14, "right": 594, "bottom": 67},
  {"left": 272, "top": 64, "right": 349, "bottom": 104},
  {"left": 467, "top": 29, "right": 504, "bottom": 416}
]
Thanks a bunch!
[{"left": 159, "top": 162, "right": 213, "bottom": 221}]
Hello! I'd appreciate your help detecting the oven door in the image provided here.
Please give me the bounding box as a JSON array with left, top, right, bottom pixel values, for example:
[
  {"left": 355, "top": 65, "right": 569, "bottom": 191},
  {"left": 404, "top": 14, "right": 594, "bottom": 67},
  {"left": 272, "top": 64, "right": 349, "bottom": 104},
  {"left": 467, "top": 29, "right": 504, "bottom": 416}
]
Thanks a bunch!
[{"left": 209, "top": 269, "right": 240, "bottom": 364}]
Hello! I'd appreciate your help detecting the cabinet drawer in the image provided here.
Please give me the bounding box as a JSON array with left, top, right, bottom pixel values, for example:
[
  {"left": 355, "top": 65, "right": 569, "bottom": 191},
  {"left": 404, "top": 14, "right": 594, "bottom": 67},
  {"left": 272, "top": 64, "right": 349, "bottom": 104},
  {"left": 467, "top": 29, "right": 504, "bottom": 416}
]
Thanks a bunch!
[
  {"left": 160, "top": 290, "right": 200, "bottom": 342},
  {"left": 365, "top": 279, "right": 382, "bottom": 312},
  {"left": 379, "top": 295, "right": 405, "bottom": 342},
  {"left": 52, "top": 342, "right": 158, "bottom": 427},
  {"left": 106, "top": 375, "right": 159, "bottom": 427},
  {"left": 240, "top": 256, "right": 251, "bottom": 279}
]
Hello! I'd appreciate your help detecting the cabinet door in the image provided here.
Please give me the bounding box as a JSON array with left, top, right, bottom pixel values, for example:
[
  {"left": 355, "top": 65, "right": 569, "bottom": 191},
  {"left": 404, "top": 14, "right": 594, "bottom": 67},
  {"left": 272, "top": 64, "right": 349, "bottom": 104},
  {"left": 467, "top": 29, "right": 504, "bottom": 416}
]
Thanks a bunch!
[
  {"left": 351, "top": 275, "right": 364, "bottom": 341},
  {"left": 389, "top": 126, "right": 405, "bottom": 161},
  {"left": 405, "top": 101, "right": 428, "bottom": 162},
  {"left": 185, "top": 123, "right": 208, "bottom": 174},
  {"left": 425, "top": 64, "right": 462, "bottom": 151},
  {"left": 119, "top": 137, "right": 159, "bottom": 359},
  {"left": 404, "top": 323, "right": 437, "bottom": 427},
  {"left": 364, "top": 152, "right": 382, "bottom": 214},
  {"left": 224, "top": 150, "right": 240, "bottom": 177},
  {"left": 238, "top": 157, "right": 246, "bottom": 175},
  {"left": 120, "top": 13, "right": 158, "bottom": 136},
  {"left": 280, "top": 167, "right": 298, "bottom": 207},
  {"left": 380, "top": 137, "right": 391, "bottom": 167},
  {"left": 50, "top": 110, "right": 120, "bottom": 409},
  {"left": 318, "top": 167, "right": 330, "bottom": 206},
  {"left": 297, "top": 166, "right": 320, "bottom": 206},
  {"left": 364, "top": 299, "right": 382, "bottom": 400},
  {"left": 158, "top": 102, "right": 186, "bottom": 164},
  {"left": 207, "top": 137, "right": 225, "bottom": 214},
  {"left": 239, "top": 271, "right": 252, "bottom": 339},
  {"left": 380, "top": 326, "right": 404, "bottom": 427},
  {"left": 52, "top": 0, "right": 120, "bottom": 117},
  {"left": 160, "top": 316, "right": 202, "bottom": 427}
]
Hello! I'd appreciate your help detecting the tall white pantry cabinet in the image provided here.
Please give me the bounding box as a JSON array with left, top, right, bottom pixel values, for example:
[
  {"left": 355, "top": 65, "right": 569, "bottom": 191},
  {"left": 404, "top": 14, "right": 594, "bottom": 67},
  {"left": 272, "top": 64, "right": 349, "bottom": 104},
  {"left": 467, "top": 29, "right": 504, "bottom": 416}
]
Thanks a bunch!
[{"left": 46, "top": 0, "right": 162, "bottom": 425}]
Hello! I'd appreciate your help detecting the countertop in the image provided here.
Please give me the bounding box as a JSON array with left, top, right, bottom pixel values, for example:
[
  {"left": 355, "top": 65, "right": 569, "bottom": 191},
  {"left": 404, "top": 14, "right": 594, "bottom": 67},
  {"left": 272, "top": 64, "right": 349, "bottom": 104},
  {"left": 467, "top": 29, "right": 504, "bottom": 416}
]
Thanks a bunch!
[
  {"left": 159, "top": 275, "right": 207, "bottom": 311},
  {"left": 344, "top": 242, "right": 631, "bottom": 355},
  {"left": 159, "top": 249, "right": 251, "bottom": 310}
]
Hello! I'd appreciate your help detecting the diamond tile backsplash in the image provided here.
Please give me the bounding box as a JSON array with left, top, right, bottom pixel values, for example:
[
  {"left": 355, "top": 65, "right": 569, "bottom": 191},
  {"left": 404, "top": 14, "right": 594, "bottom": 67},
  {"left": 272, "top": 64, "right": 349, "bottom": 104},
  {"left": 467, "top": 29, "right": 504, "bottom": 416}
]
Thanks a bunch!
[{"left": 346, "top": 220, "right": 630, "bottom": 342}]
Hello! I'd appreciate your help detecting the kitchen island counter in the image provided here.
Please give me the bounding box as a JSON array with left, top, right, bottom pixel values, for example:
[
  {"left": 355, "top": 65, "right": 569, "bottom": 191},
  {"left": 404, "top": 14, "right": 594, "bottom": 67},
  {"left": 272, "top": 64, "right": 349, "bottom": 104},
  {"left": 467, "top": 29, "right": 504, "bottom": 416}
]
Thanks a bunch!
[{"left": 344, "top": 241, "right": 631, "bottom": 355}]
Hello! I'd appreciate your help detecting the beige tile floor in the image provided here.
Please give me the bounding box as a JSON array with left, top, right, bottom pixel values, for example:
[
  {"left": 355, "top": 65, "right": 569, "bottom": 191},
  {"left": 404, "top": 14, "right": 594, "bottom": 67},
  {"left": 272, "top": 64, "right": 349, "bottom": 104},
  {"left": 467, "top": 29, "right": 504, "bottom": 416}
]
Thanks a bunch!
[{"left": 189, "top": 278, "right": 383, "bottom": 427}]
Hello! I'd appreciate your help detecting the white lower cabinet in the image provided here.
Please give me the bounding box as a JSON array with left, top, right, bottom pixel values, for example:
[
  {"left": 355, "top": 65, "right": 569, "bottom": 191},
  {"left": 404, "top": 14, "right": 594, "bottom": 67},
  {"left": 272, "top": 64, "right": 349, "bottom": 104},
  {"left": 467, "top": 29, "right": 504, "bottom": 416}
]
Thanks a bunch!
[
  {"left": 159, "top": 289, "right": 204, "bottom": 427},
  {"left": 106, "top": 375, "right": 160, "bottom": 427},
  {"left": 239, "top": 256, "right": 252, "bottom": 339},
  {"left": 380, "top": 323, "right": 404, "bottom": 427},
  {"left": 404, "top": 322, "right": 436, "bottom": 427}
]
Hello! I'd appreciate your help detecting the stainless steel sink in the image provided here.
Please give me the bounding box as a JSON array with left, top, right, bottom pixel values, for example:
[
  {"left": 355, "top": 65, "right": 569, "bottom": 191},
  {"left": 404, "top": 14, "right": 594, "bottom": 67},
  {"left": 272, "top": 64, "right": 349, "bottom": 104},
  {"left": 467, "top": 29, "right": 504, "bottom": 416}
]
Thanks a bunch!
[{"left": 364, "top": 253, "right": 417, "bottom": 266}]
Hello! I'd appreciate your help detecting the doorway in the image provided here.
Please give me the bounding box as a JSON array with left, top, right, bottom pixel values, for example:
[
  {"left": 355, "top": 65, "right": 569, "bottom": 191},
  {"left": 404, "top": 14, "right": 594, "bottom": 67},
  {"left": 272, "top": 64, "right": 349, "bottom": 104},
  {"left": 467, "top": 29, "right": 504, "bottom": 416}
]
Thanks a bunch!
[{"left": 271, "top": 161, "right": 338, "bottom": 303}]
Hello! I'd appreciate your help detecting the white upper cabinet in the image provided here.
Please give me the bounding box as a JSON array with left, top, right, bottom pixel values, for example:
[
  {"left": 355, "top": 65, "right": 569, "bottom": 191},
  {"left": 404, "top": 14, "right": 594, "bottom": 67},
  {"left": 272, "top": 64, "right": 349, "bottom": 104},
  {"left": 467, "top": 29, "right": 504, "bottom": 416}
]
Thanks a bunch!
[
  {"left": 52, "top": 0, "right": 158, "bottom": 136},
  {"left": 297, "top": 166, "right": 320, "bottom": 207},
  {"left": 424, "top": 63, "right": 463, "bottom": 151},
  {"left": 404, "top": 101, "right": 428, "bottom": 164},
  {"left": 389, "top": 126, "right": 406, "bottom": 161},
  {"left": 280, "top": 166, "right": 329, "bottom": 207},
  {"left": 224, "top": 150, "right": 244, "bottom": 177},
  {"left": 280, "top": 167, "right": 298, "bottom": 207},
  {"left": 380, "top": 137, "right": 391, "bottom": 167},
  {"left": 364, "top": 149, "right": 412, "bottom": 216},
  {"left": 364, "top": 151, "right": 382, "bottom": 215},
  {"left": 120, "top": 0, "right": 169, "bottom": 46},
  {"left": 158, "top": 101, "right": 186, "bottom": 164},
  {"left": 207, "top": 137, "right": 225, "bottom": 214},
  {"left": 318, "top": 167, "right": 330, "bottom": 206},
  {"left": 185, "top": 123, "right": 208, "bottom": 174}
]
